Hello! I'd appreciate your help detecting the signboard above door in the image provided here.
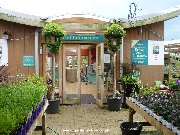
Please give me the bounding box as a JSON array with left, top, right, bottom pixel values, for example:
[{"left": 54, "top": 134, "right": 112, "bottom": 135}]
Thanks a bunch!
[{"left": 62, "top": 34, "right": 103, "bottom": 42}]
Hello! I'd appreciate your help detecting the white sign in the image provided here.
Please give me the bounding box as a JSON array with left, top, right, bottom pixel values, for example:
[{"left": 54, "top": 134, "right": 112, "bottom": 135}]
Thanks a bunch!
[
  {"left": 148, "top": 40, "right": 164, "bottom": 65},
  {"left": 104, "top": 54, "right": 110, "bottom": 63},
  {"left": 0, "top": 39, "right": 8, "bottom": 66}
]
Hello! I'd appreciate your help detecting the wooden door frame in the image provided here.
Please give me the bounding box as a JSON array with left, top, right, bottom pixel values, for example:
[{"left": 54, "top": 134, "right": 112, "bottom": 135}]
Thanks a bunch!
[{"left": 96, "top": 43, "right": 104, "bottom": 107}]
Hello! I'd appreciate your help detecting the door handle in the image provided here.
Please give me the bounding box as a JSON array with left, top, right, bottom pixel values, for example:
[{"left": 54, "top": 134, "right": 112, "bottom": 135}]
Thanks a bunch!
[{"left": 99, "top": 73, "right": 104, "bottom": 79}]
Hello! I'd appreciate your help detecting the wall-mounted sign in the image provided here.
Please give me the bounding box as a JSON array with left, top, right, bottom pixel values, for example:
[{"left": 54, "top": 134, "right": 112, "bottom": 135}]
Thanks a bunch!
[
  {"left": 0, "top": 39, "right": 8, "bottom": 66},
  {"left": 62, "top": 34, "right": 103, "bottom": 42},
  {"left": 131, "top": 40, "right": 148, "bottom": 65},
  {"left": 148, "top": 40, "right": 164, "bottom": 65},
  {"left": 23, "top": 56, "right": 34, "bottom": 67},
  {"left": 104, "top": 54, "right": 110, "bottom": 63},
  {"left": 131, "top": 40, "right": 164, "bottom": 65}
]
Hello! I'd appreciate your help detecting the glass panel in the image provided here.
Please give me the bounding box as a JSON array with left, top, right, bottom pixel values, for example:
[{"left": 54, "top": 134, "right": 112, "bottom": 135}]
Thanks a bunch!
[{"left": 65, "top": 46, "right": 79, "bottom": 101}]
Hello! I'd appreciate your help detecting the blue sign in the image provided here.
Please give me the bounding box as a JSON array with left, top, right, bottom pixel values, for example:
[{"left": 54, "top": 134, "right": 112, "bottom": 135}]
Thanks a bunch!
[
  {"left": 23, "top": 56, "right": 34, "bottom": 67},
  {"left": 131, "top": 40, "right": 148, "bottom": 65},
  {"left": 62, "top": 34, "right": 103, "bottom": 42}
]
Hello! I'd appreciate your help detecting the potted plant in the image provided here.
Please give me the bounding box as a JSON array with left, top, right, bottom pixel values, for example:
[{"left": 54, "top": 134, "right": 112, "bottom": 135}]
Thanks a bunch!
[
  {"left": 104, "top": 21, "right": 126, "bottom": 111},
  {"left": 42, "top": 22, "right": 65, "bottom": 114},
  {"left": 107, "top": 90, "right": 123, "bottom": 111},
  {"left": 118, "top": 61, "right": 141, "bottom": 108},
  {"left": 122, "top": 74, "right": 141, "bottom": 97}
]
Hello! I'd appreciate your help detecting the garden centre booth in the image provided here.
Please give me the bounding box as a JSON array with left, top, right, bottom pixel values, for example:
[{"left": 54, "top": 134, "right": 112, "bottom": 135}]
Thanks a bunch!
[{"left": 1, "top": 5, "right": 180, "bottom": 106}]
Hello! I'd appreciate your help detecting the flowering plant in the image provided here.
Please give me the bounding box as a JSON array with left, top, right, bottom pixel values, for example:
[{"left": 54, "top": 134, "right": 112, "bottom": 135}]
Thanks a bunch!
[
  {"left": 175, "top": 80, "right": 180, "bottom": 90},
  {"left": 169, "top": 78, "right": 180, "bottom": 90}
]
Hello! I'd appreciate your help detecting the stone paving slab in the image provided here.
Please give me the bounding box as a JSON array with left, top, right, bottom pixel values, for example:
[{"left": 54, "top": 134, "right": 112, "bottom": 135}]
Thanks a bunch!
[{"left": 32, "top": 104, "right": 160, "bottom": 135}]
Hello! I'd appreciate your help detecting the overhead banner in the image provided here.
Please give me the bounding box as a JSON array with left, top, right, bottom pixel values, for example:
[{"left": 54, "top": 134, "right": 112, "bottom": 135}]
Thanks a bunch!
[
  {"left": 0, "top": 39, "right": 8, "bottom": 66},
  {"left": 131, "top": 40, "right": 164, "bottom": 65}
]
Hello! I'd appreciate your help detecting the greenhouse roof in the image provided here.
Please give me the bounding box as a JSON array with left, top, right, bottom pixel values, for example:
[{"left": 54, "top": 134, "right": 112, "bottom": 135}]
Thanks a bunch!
[{"left": 0, "top": 5, "right": 180, "bottom": 28}]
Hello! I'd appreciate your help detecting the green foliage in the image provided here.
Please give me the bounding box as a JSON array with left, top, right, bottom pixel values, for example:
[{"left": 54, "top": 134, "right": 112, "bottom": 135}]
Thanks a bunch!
[
  {"left": 42, "top": 22, "right": 65, "bottom": 53},
  {"left": 169, "top": 78, "right": 177, "bottom": 88},
  {"left": 121, "top": 74, "right": 141, "bottom": 87},
  {"left": 140, "top": 85, "right": 155, "bottom": 95},
  {"left": 0, "top": 75, "right": 47, "bottom": 134},
  {"left": 104, "top": 23, "right": 126, "bottom": 53}
]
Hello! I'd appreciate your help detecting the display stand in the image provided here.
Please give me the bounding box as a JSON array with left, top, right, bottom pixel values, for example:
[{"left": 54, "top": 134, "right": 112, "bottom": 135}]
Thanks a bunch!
[
  {"left": 27, "top": 100, "right": 48, "bottom": 135},
  {"left": 126, "top": 98, "right": 175, "bottom": 135}
]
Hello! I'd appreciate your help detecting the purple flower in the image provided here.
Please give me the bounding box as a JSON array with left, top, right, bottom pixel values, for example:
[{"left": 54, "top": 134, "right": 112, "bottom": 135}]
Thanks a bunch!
[{"left": 176, "top": 80, "right": 180, "bottom": 85}]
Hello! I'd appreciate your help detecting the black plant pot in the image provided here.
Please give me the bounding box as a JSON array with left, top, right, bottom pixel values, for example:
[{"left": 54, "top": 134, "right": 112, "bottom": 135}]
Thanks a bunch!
[
  {"left": 107, "top": 96, "right": 122, "bottom": 111},
  {"left": 46, "top": 98, "right": 60, "bottom": 114},
  {"left": 120, "top": 122, "right": 143, "bottom": 135},
  {"left": 125, "top": 84, "right": 135, "bottom": 97}
]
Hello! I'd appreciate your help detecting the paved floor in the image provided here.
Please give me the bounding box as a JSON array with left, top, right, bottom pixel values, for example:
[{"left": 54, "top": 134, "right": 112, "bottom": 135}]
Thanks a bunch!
[{"left": 33, "top": 104, "right": 160, "bottom": 135}]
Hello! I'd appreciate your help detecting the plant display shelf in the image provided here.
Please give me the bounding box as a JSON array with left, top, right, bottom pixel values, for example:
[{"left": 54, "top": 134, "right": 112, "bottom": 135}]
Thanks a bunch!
[
  {"left": 27, "top": 100, "right": 49, "bottom": 135},
  {"left": 126, "top": 98, "right": 175, "bottom": 135}
]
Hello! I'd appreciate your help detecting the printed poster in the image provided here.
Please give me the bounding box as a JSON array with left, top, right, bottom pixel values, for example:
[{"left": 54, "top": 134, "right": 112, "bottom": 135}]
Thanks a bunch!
[
  {"left": 131, "top": 40, "right": 164, "bottom": 65},
  {"left": 131, "top": 40, "right": 148, "bottom": 65},
  {"left": 148, "top": 40, "right": 164, "bottom": 65}
]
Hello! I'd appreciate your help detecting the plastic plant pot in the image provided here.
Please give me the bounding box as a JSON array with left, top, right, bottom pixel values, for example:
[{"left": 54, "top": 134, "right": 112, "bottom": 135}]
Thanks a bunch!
[
  {"left": 107, "top": 97, "right": 122, "bottom": 111},
  {"left": 120, "top": 122, "right": 143, "bottom": 135}
]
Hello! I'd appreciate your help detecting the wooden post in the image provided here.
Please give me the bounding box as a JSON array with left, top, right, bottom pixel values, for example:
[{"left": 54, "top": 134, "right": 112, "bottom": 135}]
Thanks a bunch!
[
  {"left": 42, "top": 113, "right": 46, "bottom": 135},
  {"left": 129, "top": 107, "right": 135, "bottom": 122},
  {"left": 42, "top": 44, "right": 47, "bottom": 81},
  {"left": 59, "top": 45, "right": 63, "bottom": 100}
]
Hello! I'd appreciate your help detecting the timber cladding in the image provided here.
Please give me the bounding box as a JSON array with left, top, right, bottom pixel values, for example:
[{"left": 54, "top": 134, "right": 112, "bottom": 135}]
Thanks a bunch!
[
  {"left": 0, "top": 19, "right": 38, "bottom": 78},
  {"left": 121, "top": 21, "right": 164, "bottom": 86}
]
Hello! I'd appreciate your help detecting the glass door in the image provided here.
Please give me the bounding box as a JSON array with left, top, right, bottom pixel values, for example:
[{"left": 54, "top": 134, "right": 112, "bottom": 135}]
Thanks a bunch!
[
  {"left": 63, "top": 44, "right": 81, "bottom": 104},
  {"left": 96, "top": 43, "right": 104, "bottom": 107}
]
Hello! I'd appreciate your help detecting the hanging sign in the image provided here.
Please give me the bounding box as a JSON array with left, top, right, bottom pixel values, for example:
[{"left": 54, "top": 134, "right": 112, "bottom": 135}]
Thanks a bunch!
[
  {"left": 23, "top": 56, "right": 34, "bottom": 67},
  {"left": 131, "top": 40, "right": 164, "bottom": 65},
  {"left": 0, "top": 39, "right": 8, "bottom": 66}
]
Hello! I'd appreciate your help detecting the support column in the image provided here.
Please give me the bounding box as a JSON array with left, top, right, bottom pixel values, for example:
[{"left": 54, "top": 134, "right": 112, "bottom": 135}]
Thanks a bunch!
[{"left": 35, "top": 29, "right": 39, "bottom": 75}]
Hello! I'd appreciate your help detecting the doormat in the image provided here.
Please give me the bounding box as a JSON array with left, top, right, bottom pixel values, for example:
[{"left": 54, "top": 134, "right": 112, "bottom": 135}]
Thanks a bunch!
[
  {"left": 66, "top": 94, "right": 96, "bottom": 104},
  {"left": 81, "top": 94, "right": 96, "bottom": 104}
]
